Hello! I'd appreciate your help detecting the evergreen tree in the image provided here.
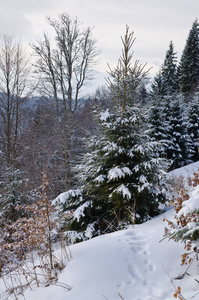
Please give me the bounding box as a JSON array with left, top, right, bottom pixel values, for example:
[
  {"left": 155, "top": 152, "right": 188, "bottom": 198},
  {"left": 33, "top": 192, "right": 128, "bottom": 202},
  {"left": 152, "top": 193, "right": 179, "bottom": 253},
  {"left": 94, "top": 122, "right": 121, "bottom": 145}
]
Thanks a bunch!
[
  {"left": 150, "top": 71, "right": 166, "bottom": 98},
  {"left": 166, "top": 95, "right": 194, "bottom": 169},
  {"left": 55, "top": 27, "right": 167, "bottom": 239},
  {"left": 187, "top": 93, "right": 199, "bottom": 161},
  {"left": 161, "top": 41, "right": 178, "bottom": 94},
  {"left": 148, "top": 101, "right": 170, "bottom": 159},
  {"left": 178, "top": 19, "right": 199, "bottom": 96},
  {"left": 65, "top": 106, "right": 166, "bottom": 237},
  {"left": 150, "top": 41, "right": 178, "bottom": 98},
  {"left": 0, "top": 167, "right": 26, "bottom": 220}
]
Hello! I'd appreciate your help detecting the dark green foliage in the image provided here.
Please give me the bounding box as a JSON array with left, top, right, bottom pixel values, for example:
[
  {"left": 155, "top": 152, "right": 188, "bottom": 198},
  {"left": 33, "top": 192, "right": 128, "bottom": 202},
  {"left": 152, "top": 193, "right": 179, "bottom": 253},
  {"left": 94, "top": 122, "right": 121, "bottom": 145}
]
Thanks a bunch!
[
  {"left": 62, "top": 106, "right": 166, "bottom": 238},
  {"left": 178, "top": 19, "right": 199, "bottom": 95},
  {"left": 151, "top": 41, "right": 178, "bottom": 98},
  {"left": 161, "top": 41, "right": 179, "bottom": 94},
  {"left": 0, "top": 167, "right": 26, "bottom": 220},
  {"left": 54, "top": 26, "right": 167, "bottom": 240},
  {"left": 150, "top": 71, "right": 167, "bottom": 98},
  {"left": 148, "top": 102, "right": 170, "bottom": 158},
  {"left": 165, "top": 96, "right": 194, "bottom": 169},
  {"left": 187, "top": 94, "right": 199, "bottom": 161}
]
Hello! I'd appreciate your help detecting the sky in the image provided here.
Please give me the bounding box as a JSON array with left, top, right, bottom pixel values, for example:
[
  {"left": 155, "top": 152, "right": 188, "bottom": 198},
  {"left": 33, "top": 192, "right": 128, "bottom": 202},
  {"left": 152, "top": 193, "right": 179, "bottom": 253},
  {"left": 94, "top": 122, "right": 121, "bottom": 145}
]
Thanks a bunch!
[{"left": 1, "top": 0, "right": 199, "bottom": 89}]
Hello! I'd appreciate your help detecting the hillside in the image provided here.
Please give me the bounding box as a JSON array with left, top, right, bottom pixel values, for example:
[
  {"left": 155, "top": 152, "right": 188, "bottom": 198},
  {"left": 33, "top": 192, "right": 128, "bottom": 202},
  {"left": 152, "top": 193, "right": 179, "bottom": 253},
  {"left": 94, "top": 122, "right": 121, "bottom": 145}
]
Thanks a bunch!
[{"left": 1, "top": 162, "right": 199, "bottom": 300}]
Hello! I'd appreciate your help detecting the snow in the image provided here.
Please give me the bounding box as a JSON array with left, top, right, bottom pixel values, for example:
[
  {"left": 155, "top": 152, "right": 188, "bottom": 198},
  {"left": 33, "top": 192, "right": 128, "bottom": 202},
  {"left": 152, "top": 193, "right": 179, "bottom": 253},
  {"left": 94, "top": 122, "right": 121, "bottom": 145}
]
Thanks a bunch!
[
  {"left": 52, "top": 189, "right": 82, "bottom": 205},
  {"left": 93, "top": 174, "right": 106, "bottom": 183},
  {"left": 73, "top": 201, "right": 91, "bottom": 222},
  {"left": 113, "top": 184, "right": 131, "bottom": 199},
  {"left": 100, "top": 109, "right": 110, "bottom": 121},
  {"left": 2, "top": 162, "right": 199, "bottom": 299},
  {"left": 5, "top": 208, "right": 197, "bottom": 300},
  {"left": 177, "top": 185, "right": 199, "bottom": 218},
  {"left": 108, "top": 166, "right": 132, "bottom": 181},
  {"left": 169, "top": 160, "right": 199, "bottom": 180}
]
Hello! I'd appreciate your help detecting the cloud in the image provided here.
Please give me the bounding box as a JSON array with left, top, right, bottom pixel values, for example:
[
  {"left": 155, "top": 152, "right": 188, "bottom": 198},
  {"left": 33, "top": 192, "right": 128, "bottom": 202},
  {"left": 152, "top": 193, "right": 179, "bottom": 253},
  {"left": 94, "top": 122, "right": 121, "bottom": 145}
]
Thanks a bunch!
[{"left": 0, "top": 0, "right": 198, "bottom": 81}]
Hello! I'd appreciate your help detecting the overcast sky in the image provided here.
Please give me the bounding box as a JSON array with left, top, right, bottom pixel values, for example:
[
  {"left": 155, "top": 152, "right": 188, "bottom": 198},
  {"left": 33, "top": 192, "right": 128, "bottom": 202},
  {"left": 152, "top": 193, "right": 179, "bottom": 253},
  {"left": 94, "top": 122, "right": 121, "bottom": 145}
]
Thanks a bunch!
[{"left": 1, "top": 0, "right": 199, "bottom": 89}]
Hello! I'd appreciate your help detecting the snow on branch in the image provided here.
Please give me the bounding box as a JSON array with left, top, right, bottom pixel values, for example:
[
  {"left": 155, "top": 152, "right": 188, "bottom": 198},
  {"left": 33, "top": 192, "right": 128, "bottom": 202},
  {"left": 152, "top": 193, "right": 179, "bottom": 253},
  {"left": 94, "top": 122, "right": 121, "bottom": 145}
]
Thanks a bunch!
[
  {"left": 53, "top": 189, "right": 82, "bottom": 206},
  {"left": 108, "top": 166, "right": 132, "bottom": 181},
  {"left": 112, "top": 184, "right": 132, "bottom": 200},
  {"left": 100, "top": 109, "right": 110, "bottom": 122}
]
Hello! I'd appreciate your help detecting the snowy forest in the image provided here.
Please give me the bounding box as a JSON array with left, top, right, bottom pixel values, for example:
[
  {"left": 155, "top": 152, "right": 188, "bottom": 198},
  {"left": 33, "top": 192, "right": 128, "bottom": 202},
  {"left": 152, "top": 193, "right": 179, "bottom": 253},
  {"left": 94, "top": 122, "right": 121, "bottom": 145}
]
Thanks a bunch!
[{"left": 1, "top": 14, "right": 199, "bottom": 299}]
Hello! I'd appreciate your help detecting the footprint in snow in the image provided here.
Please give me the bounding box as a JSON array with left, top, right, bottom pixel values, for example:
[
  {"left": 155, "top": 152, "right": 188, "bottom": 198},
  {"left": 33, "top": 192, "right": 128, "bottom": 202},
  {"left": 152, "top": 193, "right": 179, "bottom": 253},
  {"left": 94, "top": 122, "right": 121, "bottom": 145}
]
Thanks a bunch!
[
  {"left": 130, "top": 244, "right": 144, "bottom": 253},
  {"left": 149, "top": 263, "right": 155, "bottom": 272},
  {"left": 128, "top": 262, "right": 144, "bottom": 281}
]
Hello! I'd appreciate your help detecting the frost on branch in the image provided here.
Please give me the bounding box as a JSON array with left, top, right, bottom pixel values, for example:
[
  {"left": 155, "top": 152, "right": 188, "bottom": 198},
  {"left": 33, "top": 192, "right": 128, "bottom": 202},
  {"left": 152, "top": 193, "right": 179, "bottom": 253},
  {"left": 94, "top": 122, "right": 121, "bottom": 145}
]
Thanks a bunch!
[
  {"left": 108, "top": 166, "right": 132, "bottom": 181},
  {"left": 112, "top": 184, "right": 131, "bottom": 200}
]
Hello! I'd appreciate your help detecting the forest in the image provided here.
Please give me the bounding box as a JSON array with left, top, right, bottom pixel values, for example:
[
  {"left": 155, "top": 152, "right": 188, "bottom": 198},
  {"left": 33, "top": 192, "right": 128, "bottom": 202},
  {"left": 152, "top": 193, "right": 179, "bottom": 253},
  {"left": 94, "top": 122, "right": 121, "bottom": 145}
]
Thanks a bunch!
[{"left": 1, "top": 14, "right": 199, "bottom": 298}]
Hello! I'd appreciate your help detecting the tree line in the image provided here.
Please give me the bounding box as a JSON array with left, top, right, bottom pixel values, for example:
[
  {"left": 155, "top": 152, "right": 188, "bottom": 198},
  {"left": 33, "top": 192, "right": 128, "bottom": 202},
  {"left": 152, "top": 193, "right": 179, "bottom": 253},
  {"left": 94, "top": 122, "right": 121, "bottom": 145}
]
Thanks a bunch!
[
  {"left": 54, "top": 20, "right": 199, "bottom": 240},
  {"left": 1, "top": 16, "right": 199, "bottom": 239}
]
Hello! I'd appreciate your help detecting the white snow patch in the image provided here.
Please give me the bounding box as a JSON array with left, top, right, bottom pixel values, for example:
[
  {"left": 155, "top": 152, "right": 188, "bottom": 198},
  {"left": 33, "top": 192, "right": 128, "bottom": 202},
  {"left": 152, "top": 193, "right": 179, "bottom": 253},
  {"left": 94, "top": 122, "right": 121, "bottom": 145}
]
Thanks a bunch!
[
  {"left": 85, "top": 223, "right": 96, "bottom": 239},
  {"left": 100, "top": 109, "right": 110, "bottom": 121},
  {"left": 52, "top": 189, "right": 82, "bottom": 205},
  {"left": 9, "top": 208, "right": 199, "bottom": 300},
  {"left": 169, "top": 161, "right": 199, "bottom": 180},
  {"left": 73, "top": 201, "right": 91, "bottom": 222},
  {"left": 93, "top": 174, "right": 106, "bottom": 183},
  {"left": 113, "top": 184, "right": 131, "bottom": 199},
  {"left": 178, "top": 185, "right": 199, "bottom": 218},
  {"left": 2, "top": 162, "right": 199, "bottom": 299},
  {"left": 108, "top": 166, "right": 132, "bottom": 181},
  {"left": 139, "top": 175, "right": 147, "bottom": 184}
]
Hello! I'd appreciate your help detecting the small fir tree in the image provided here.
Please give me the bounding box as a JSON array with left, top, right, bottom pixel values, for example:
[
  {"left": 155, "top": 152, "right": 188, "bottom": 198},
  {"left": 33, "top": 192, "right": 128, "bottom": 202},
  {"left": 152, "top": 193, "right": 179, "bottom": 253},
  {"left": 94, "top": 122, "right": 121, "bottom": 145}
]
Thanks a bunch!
[
  {"left": 56, "top": 26, "right": 167, "bottom": 239},
  {"left": 0, "top": 167, "right": 26, "bottom": 220}
]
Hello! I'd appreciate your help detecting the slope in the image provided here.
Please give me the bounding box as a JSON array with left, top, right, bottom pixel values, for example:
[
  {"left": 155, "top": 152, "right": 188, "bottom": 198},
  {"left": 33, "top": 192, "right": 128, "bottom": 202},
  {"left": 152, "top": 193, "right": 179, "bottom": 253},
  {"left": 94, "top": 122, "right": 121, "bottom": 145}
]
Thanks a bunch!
[{"left": 2, "top": 162, "right": 199, "bottom": 300}]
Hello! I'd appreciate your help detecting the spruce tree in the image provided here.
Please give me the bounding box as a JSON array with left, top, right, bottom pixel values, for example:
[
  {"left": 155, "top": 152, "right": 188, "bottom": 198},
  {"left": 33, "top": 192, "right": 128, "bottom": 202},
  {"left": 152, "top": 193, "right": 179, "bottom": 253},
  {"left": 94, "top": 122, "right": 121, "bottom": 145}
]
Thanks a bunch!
[
  {"left": 151, "top": 41, "right": 178, "bottom": 98},
  {"left": 161, "top": 41, "right": 178, "bottom": 94},
  {"left": 166, "top": 95, "right": 194, "bottom": 169},
  {"left": 187, "top": 93, "right": 199, "bottom": 161},
  {"left": 55, "top": 27, "right": 167, "bottom": 239},
  {"left": 150, "top": 71, "right": 166, "bottom": 98},
  {"left": 178, "top": 19, "right": 199, "bottom": 96},
  {"left": 148, "top": 101, "right": 170, "bottom": 159},
  {"left": 0, "top": 167, "right": 26, "bottom": 220}
]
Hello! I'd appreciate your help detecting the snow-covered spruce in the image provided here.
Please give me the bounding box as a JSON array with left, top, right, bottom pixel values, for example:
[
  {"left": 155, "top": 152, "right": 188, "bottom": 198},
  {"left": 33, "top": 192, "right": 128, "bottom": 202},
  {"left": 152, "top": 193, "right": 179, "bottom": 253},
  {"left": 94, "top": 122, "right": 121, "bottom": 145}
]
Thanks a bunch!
[
  {"left": 54, "top": 105, "right": 167, "bottom": 239},
  {"left": 178, "top": 19, "right": 199, "bottom": 95},
  {"left": 187, "top": 93, "right": 199, "bottom": 162},
  {"left": 160, "top": 95, "right": 194, "bottom": 169}
]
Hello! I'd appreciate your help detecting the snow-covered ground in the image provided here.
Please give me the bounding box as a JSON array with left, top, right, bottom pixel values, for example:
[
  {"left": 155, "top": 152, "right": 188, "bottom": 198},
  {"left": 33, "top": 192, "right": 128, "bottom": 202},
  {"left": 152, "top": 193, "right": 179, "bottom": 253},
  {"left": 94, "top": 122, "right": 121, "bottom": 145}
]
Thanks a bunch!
[
  {"left": 169, "top": 161, "right": 199, "bottom": 180},
  {"left": 2, "top": 162, "right": 199, "bottom": 300}
]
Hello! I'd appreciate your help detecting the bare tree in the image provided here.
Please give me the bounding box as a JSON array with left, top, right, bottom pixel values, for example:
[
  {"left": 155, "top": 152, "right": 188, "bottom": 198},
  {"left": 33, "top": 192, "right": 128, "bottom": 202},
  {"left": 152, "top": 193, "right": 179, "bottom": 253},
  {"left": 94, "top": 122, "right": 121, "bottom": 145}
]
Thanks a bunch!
[
  {"left": 32, "top": 14, "right": 99, "bottom": 116},
  {"left": 31, "top": 14, "right": 99, "bottom": 189},
  {"left": 0, "top": 34, "right": 31, "bottom": 167}
]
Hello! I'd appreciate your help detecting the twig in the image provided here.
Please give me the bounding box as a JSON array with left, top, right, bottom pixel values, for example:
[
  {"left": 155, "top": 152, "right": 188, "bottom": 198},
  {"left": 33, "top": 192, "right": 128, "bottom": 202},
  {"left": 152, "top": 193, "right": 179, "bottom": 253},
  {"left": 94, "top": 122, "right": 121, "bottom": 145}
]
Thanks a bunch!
[
  {"left": 162, "top": 265, "right": 186, "bottom": 300},
  {"left": 54, "top": 281, "right": 71, "bottom": 290},
  {"left": 118, "top": 292, "right": 125, "bottom": 300}
]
